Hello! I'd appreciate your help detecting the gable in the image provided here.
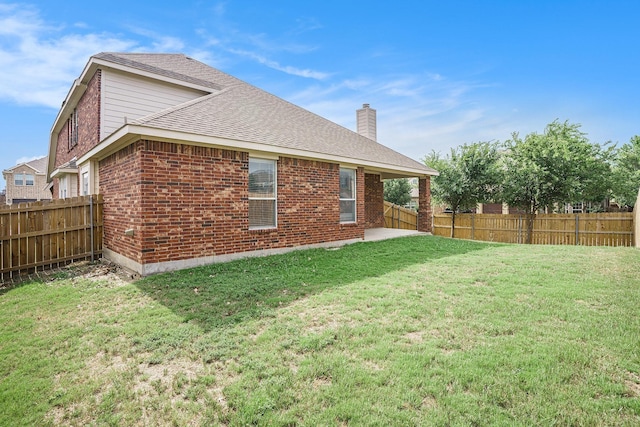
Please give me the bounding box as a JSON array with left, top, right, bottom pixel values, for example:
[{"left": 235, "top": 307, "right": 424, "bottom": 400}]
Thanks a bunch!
[
  {"left": 101, "top": 69, "right": 208, "bottom": 139},
  {"left": 4, "top": 157, "right": 47, "bottom": 174}
]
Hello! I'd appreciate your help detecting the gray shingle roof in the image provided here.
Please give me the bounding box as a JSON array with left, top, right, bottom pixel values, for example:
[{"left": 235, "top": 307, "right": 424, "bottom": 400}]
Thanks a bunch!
[
  {"left": 6, "top": 156, "right": 48, "bottom": 173},
  {"left": 95, "top": 53, "right": 436, "bottom": 174}
]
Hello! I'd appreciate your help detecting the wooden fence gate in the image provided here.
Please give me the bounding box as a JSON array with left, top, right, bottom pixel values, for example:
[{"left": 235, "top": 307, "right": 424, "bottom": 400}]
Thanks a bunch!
[
  {"left": 1, "top": 195, "right": 103, "bottom": 281},
  {"left": 384, "top": 201, "right": 418, "bottom": 230}
]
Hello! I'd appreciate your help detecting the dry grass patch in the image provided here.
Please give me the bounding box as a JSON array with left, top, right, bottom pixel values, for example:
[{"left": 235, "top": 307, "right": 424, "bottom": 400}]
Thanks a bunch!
[{"left": 2, "top": 237, "right": 639, "bottom": 426}]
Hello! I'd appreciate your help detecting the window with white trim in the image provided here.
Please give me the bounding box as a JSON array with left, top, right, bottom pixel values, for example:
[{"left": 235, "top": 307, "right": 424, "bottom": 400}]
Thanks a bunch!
[
  {"left": 339, "top": 168, "right": 356, "bottom": 222},
  {"left": 25, "top": 174, "right": 34, "bottom": 186},
  {"left": 14, "top": 173, "right": 24, "bottom": 186},
  {"left": 59, "top": 175, "right": 68, "bottom": 199},
  {"left": 248, "top": 158, "right": 277, "bottom": 228},
  {"left": 82, "top": 171, "right": 89, "bottom": 195}
]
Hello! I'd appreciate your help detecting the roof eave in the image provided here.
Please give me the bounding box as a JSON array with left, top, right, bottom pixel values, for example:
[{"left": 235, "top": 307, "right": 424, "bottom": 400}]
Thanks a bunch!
[
  {"left": 49, "top": 167, "right": 79, "bottom": 179},
  {"left": 77, "top": 125, "right": 438, "bottom": 177}
]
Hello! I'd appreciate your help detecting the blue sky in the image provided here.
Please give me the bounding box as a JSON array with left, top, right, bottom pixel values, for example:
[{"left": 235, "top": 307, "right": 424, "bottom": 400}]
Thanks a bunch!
[{"left": 1, "top": 0, "right": 639, "bottom": 190}]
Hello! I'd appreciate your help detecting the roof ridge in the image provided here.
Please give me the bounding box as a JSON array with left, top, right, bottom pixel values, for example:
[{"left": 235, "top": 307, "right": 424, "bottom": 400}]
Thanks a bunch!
[
  {"left": 6, "top": 156, "right": 48, "bottom": 173},
  {"left": 131, "top": 90, "right": 232, "bottom": 125},
  {"left": 94, "top": 52, "right": 223, "bottom": 91}
]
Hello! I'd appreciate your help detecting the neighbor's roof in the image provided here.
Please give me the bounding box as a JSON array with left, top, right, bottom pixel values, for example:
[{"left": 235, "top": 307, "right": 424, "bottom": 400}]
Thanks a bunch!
[
  {"left": 3, "top": 156, "right": 47, "bottom": 174},
  {"left": 70, "top": 53, "right": 437, "bottom": 176}
]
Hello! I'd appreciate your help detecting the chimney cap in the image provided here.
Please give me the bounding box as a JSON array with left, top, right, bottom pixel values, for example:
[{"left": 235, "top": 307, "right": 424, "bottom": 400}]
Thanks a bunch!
[{"left": 362, "top": 103, "right": 370, "bottom": 108}]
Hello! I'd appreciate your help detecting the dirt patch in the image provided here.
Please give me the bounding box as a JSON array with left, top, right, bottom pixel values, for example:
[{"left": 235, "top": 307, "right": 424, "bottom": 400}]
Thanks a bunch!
[
  {"left": 404, "top": 331, "right": 424, "bottom": 343},
  {"left": 1, "top": 259, "right": 137, "bottom": 290},
  {"left": 312, "top": 376, "right": 332, "bottom": 389},
  {"left": 625, "top": 371, "right": 640, "bottom": 397},
  {"left": 421, "top": 395, "right": 438, "bottom": 409}
]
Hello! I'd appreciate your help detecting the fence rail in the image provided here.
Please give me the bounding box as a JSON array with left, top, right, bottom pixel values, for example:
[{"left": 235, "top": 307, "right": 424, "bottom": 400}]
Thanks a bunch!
[
  {"left": 384, "top": 201, "right": 418, "bottom": 230},
  {"left": 1, "top": 195, "right": 103, "bottom": 281},
  {"left": 433, "top": 212, "right": 634, "bottom": 247}
]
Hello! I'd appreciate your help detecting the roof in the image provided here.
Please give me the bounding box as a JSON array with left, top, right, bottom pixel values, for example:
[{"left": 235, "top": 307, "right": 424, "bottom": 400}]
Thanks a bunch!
[
  {"left": 3, "top": 156, "right": 48, "bottom": 174},
  {"left": 55, "top": 52, "right": 437, "bottom": 178}
]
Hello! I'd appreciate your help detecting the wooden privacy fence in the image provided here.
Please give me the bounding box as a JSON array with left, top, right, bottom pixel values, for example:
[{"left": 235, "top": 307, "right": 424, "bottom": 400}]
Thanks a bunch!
[
  {"left": 384, "top": 201, "right": 418, "bottom": 230},
  {"left": 1, "top": 195, "right": 103, "bottom": 281},
  {"left": 433, "top": 212, "right": 634, "bottom": 247}
]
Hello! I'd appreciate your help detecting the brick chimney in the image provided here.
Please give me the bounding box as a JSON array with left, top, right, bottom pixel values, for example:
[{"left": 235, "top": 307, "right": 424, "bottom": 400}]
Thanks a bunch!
[{"left": 356, "top": 103, "right": 376, "bottom": 141}]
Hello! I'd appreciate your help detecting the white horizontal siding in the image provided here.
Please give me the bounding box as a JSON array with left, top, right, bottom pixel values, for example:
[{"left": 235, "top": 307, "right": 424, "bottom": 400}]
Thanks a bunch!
[{"left": 101, "top": 70, "right": 208, "bottom": 139}]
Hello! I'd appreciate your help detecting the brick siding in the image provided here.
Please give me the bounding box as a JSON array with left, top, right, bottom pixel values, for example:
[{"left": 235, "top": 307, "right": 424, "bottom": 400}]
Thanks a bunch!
[
  {"left": 100, "top": 142, "right": 144, "bottom": 262},
  {"left": 417, "top": 177, "right": 432, "bottom": 232},
  {"left": 53, "top": 69, "right": 102, "bottom": 197},
  {"left": 100, "top": 139, "right": 366, "bottom": 267}
]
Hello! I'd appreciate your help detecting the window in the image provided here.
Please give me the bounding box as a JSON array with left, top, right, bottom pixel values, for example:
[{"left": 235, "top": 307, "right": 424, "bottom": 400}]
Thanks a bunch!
[
  {"left": 25, "top": 174, "right": 34, "bottom": 186},
  {"left": 68, "top": 108, "right": 78, "bottom": 150},
  {"left": 82, "top": 171, "right": 89, "bottom": 195},
  {"left": 339, "top": 168, "right": 356, "bottom": 222},
  {"left": 248, "top": 158, "right": 276, "bottom": 228},
  {"left": 59, "top": 176, "right": 68, "bottom": 199},
  {"left": 14, "top": 173, "right": 23, "bottom": 186}
]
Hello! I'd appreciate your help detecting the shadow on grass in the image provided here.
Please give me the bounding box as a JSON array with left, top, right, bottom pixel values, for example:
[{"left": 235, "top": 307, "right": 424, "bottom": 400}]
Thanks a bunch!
[{"left": 135, "top": 235, "right": 489, "bottom": 332}]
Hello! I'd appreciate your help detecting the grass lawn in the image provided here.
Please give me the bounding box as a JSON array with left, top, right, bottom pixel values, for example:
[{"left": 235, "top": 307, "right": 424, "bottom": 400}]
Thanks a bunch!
[{"left": 1, "top": 235, "right": 639, "bottom": 426}]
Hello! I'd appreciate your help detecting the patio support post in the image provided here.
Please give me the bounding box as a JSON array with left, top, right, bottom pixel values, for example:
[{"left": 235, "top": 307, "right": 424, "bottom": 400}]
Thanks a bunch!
[{"left": 417, "top": 177, "right": 432, "bottom": 232}]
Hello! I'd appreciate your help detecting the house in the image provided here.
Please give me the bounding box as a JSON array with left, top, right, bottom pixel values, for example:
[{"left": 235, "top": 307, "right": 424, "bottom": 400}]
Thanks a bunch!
[
  {"left": 2, "top": 157, "right": 52, "bottom": 205},
  {"left": 47, "top": 53, "right": 437, "bottom": 275}
]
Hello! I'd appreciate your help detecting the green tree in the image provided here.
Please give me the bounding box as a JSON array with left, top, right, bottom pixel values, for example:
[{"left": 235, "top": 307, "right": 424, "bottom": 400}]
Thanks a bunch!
[
  {"left": 424, "top": 141, "right": 502, "bottom": 237},
  {"left": 501, "top": 120, "right": 611, "bottom": 242},
  {"left": 383, "top": 178, "right": 412, "bottom": 207},
  {"left": 612, "top": 136, "right": 640, "bottom": 209}
]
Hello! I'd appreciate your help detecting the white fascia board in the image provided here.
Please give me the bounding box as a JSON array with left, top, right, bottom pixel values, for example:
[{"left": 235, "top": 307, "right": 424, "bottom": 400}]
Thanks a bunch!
[
  {"left": 50, "top": 167, "right": 79, "bottom": 179},
  {"left": 48, "top": 77, "right": 89, "bottom": 182},
  {"left": 78, "top": 125, "right": 438, "bottom": 178},
  {"left": 5, "top": 163, "right": 38, "bottom": 174}
]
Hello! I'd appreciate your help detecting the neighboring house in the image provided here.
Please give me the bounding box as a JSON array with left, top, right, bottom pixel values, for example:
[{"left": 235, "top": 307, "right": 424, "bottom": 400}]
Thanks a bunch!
[
  {"left": 47, "top": 52, "right": 437, "bottom": 275},
  {"left": 2, "top": 157, "right": 52, "bottom": 205},
  {"left": 0, "top": 189, "right": 5, "bottom": 205},
  {"left": 475, "top": 201, "right": 615, "bottom": 215},
  {"left": 407, "top": 187, "right": 419, "bottom": 210}
]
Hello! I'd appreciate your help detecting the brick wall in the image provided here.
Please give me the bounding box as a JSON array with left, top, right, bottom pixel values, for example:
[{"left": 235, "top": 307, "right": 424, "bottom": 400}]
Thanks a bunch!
[
  {"left": 100, "top": 139, "right": 365, "bottom": 268},
  {"left": 100, "top": 142, "right": 143, "bottom": 263},
  {"left": 53, "top": 69, "right": 102, "bottom": 198},
  {"left": 364, "top": 173, "right": 384, "bottom": 228},
  {"left": 418, "top": 177, "right": 432, "bottom": 232}
]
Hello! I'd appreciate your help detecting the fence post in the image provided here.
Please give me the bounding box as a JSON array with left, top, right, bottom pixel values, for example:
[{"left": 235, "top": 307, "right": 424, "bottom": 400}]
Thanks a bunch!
[
  {"left": 90, "top": 195, "right": 95, "bottom": 262},
  {"left": 518, "top": 215, "right": 522, "bottom": 244},
  {"left": 471, "top": 214, "right": 475, "bottom": 240},
  {"left": 575, "top": 215, "right": 579, "bottom": 245},
  {"left": 392, "top": 206, "right": 396, "bottom": 229}
]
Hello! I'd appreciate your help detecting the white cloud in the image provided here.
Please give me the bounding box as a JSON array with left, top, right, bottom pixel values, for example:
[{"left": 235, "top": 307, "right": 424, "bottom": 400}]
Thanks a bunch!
[
  {"left": 228, "top": 48, "right": 330, "bottom": 80},
  {"left": 126, "top": 27, "right": 185, "bottom": 52},
  {"left": 0, "top": 4, "right": 137, "bottom": 108},
  {"left": 15, "top": 155, "right": 42, "bottom": 165}
]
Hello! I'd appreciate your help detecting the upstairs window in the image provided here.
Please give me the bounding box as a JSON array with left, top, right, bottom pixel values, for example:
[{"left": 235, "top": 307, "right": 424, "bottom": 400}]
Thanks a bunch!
[
  {"left": 339, "top": 168, "right": 356, "bottom": 222},
  {"left": 249, "top": 158, "right": 277, "bottom": 229},
  {"left": 68, "top": 108, "right": 78, "bottom": 150},
  {"left": 14, "top": 173, "right": 23, "bottom": 186},
  {"left": 25, "top": 174, "right": 34, "bottom": 186}
]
